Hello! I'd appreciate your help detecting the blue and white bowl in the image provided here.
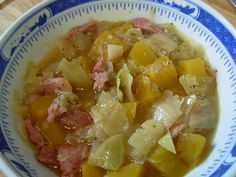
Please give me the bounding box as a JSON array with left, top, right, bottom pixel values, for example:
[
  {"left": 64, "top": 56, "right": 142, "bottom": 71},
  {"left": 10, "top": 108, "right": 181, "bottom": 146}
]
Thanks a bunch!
[{"left": 0, "top": 0, "right": 236, "bottom": 176}]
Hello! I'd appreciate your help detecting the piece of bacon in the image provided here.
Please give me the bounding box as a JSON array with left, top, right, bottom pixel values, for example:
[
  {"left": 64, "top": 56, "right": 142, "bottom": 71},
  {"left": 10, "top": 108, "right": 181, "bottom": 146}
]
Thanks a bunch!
[
  {"left": 91, "top": 71, "right": 109, "bottom": 92},
  {"left": 91, "top": 58, "right": 111, "bottom": 92},
  {"left": 37, "top": 145, "right": 59, "bottom": 167},
  {"left": 170, "top": 118, "right": 188, "bottom": 138},
  {"left": 39, "top": 77, "right": 72, "bottom": 94},
  {"left": 67, "top": 22, "right": 97, "bottom": 39},
  {"left": 59, "top": 109, "right": 93, "bottom": 129},
  {"left": 92, "top": 58, "right": 106, "bottom": 73},
  {"left": 57, "top": 143, "right": 88, "bottom": 177},
  {"left": 24, "top": 119, "right": 46, "bottom": 147},
  {"left": 132, "top": 18, "right": 163, "bottom": 34}
]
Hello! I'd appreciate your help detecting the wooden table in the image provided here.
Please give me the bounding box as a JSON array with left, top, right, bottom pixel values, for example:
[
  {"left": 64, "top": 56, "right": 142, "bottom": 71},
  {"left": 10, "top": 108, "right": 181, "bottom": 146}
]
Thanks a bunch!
[{"left": 0, "top": 0, "right": 235, "bottom": 36}]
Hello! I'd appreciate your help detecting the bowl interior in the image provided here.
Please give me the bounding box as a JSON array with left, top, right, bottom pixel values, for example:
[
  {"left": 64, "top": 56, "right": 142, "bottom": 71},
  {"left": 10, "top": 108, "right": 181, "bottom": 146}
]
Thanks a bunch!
[{"left": 0, "top": 0, "right": 236, "bottom": 177}]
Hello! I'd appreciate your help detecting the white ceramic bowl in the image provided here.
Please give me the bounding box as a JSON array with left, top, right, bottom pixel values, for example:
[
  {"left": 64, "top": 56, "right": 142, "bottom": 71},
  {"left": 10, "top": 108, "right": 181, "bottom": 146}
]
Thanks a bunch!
[{"left": 0, "top": 0, "right": 236, "bottom": 176}]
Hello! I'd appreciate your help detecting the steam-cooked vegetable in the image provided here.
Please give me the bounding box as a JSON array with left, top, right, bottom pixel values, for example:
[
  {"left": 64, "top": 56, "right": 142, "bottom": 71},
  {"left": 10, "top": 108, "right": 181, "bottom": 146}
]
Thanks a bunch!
[
  {"left": 128, "top": 42, "right": 156, "bottom": 66},
  {"left": 134, "top": 74, "right": 161, "bottom": 103},
  {"left": 107, "top": 44, "right": 123, "bottom": 61},
  {"left": 151, "top": 91, "right": 182, "bottom": 128},
  {"left": 128, "top": 119, "right": 164, "bottom": 161},
  {"left": 105, "top": 163, "right": 144, "bottom": 177},
  {"left": 189, "top": 97, "right": 217, "bottom": 129},
  {"left": 116, "top": 63, "right": 135, "bottom": 101},
  {"left": 144, "top": 56, "right": 178, "bottom": 88},
  {"left": 82, "top": 161, "right": 105, "bottom": 177},
  {"left": 142, "top": 32, "right": 178, "bottom": 56},
  {"left": 90, "top": 92, "right": 129, "bottom": 136},
  {"left": 122, "top": 102, "right": 137, "bottom": 125},
  {"left": 179, "top": 74, "right": 214, "bottom": 97},
  {"left": 147, "top": 145, "right": 188, "bottom": 177},
  {"left": 88, "top": 134, "right": 126, "bottom": 170},
  {"left": 177, "top": 58, "right": 207, "bottom": 76},
  {"left": 176, "top": 133, "right": 206, "bottom": 166},
  {"left": 158, "top": 131, "right": 176, "bottom": 154},
  {"left": 58, "top": 58, "right": 92, "bottom": 88}
]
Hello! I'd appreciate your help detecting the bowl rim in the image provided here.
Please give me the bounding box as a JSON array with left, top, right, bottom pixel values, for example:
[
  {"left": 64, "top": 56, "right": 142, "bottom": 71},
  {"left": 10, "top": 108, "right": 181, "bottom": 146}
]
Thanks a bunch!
[{"left": 0, "top": 0, "right": 236, "bottom": 177}]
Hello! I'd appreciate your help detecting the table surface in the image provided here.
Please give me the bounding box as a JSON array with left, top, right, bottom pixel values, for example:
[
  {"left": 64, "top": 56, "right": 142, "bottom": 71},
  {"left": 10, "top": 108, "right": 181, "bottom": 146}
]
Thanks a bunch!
[
  {"left": 0, "top": 0, "right": 235, "bottom": 35},
  {"left": 0, "top": 0, "right": 235, "bottom": 177}
]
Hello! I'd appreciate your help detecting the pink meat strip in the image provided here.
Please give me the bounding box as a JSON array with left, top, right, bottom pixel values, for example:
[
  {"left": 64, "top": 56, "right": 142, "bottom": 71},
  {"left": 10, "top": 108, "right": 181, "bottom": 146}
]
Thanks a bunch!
[
  {"left": 91, "top": 58, "right": 110, "bottom": 92},
  {"left": 170, "top": 117, "right": 189, "bottom": 138},
  {"left": 37, "top": 145, "right": 59, "bottom": 167},
  {"left": 24, "top": 119, "right": 46, "bottom": 147},
  {"left": 57, "top": 143, "right": 88, "bottom": 177},
  {"left": 132, "top": 17, "right": 163, "bottom": 34},
  {"left": 59, "top": 109, "right": 93, "bottom": 129},
  {"left": 47, "top": 97, "right": 61, "bottom": 123},
  {"left": 39, "top": 77, "right": 72, "bottom": 94},
  {"left": 67, "top": 22, "right": 97, "bottom": 39}
]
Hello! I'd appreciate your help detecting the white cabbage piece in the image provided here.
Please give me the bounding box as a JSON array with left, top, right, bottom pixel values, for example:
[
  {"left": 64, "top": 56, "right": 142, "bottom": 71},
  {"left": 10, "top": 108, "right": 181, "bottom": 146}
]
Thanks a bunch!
[
  {"left": 58, "top": 58, "right": 92, "bottom": 88},
  {"left": 179, "top": 74, "right": 214, "bottom": 98},
  {"left": 189, "top": 97, "right": 217, "bottom": 129},
  {"left": 181, "top": 94, "right": 197, "bottom": 119},
  {"left": 88, "top": 134, "right": 126, "bottom": 170},
  {"left": 128, "top": 119, "right": 164, "bottom": 161},
  {"left": 142, "top": 32, "right": 178, "bottom": 56},
  {"left": 151, "top": 91, "right": 182, "bottom": 128},
  {"left": 116, "top": 63, "right": 135, "bottom": 101},
  {"left": 124, "top": 28, "right": 143, "bottom": 48},
  {"left": 90, "top": 92, "right": 129, "bottom": 137},
  {"left": 107, "top": 44, "right": 123, "bottom": 61},
  {"left": 158, "top": 131, "right": 176, "bottom": 154}
]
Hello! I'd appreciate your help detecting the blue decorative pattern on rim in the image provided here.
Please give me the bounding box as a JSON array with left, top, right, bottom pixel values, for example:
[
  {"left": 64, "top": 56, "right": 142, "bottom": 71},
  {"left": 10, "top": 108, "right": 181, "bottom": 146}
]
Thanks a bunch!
[{"left": 0, "top": 0, "right": 235, "bottom": 176}]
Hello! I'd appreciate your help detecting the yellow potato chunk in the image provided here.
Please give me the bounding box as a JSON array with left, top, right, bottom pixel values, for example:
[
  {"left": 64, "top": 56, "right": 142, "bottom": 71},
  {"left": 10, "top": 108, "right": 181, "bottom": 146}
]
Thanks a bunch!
[
  {"left": 177, "top": 58, "right": 207, "bottom": 76},
  {"left": 145, "top": 56, "right": 178, "bottom": 88},
  {"left": 176, "top": 133, "right": 206, "bottom": 166},
  {"left": 169, "top": 82, "right": 186, "bottom": 96},
  {"left": 147, "top": 145, "right": 188, "bottom": 177},
  {"left": 90, "top": 31, "right": 124, "bottom": 58},
  {"left": 40, "top": 121, "right": 66, "bottom": 146},
  {"left": 122, "top": 102, "right": 137, "bottom": 125},
  {"left": 82, "top": 161, "right": 105, "bottom": 177},
  {"left": 110, "top": 23, "right": 133, "bottom": 36},
  {"left": 134, "top": 74, "right": 161, "bottom": 103},
  {"left": 129, "top": 42, "right": 156, "bottom": 66},
  {"left": 29, "top": 95, "right": 55, "bottom": 121},
  {"left": 105, "top": 163, "right": 144, "bottom": 177}
]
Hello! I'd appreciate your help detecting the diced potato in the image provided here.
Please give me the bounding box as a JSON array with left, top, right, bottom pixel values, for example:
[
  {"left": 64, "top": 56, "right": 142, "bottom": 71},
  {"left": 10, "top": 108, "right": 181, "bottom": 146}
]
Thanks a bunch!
[
  {"left": 122, "top": 102, "right": 137, "bottom": 125},
  {"left": 88, "top": 134, "right": 126, "bottom": 170},
  {"left": 177, "top": 58, "right": 207, "bottom": 76},
  {"left": 147, "top": 145, "right": 188, "bottom": 177},
  {"left": 90, "top": 31, "right": 124, "bottom": 59},
  {"left": 129, "top": 42, "right": 156, "bottom": 66},
  {"left": 107, "top": 44, "right": 123, "bottom": 61},
  {"left": 105, "top": 163, "right": 144, "bottom": 177},
  {"left": 40, "top": 121, "right": 67, "bottom": 146},
  {"left": 169, "top": 82, "right": 186, "bottom": 96},
  {"left": 82, "top": 161, "right": 105, "bottom": 177},
  {"left": 134, "top": 74, "right": 161, "bottom": 103},
  {"left": 110, "top": 23, "right": 134, "bottom": 36},
  {"left": 158, "top": 131, "right": 176, "bottom": 154},
  {"left": 176, "top": 133, "right": 206, "bottom": 166},
  {"left": 29, "top": 95, "right": 55, "bottom": 121},
  {"left": 145, "top": 56, "right": 178, "bottom": 88},
  {"left": 58, "top": 58, "right": 92, "bottom": 88}
]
